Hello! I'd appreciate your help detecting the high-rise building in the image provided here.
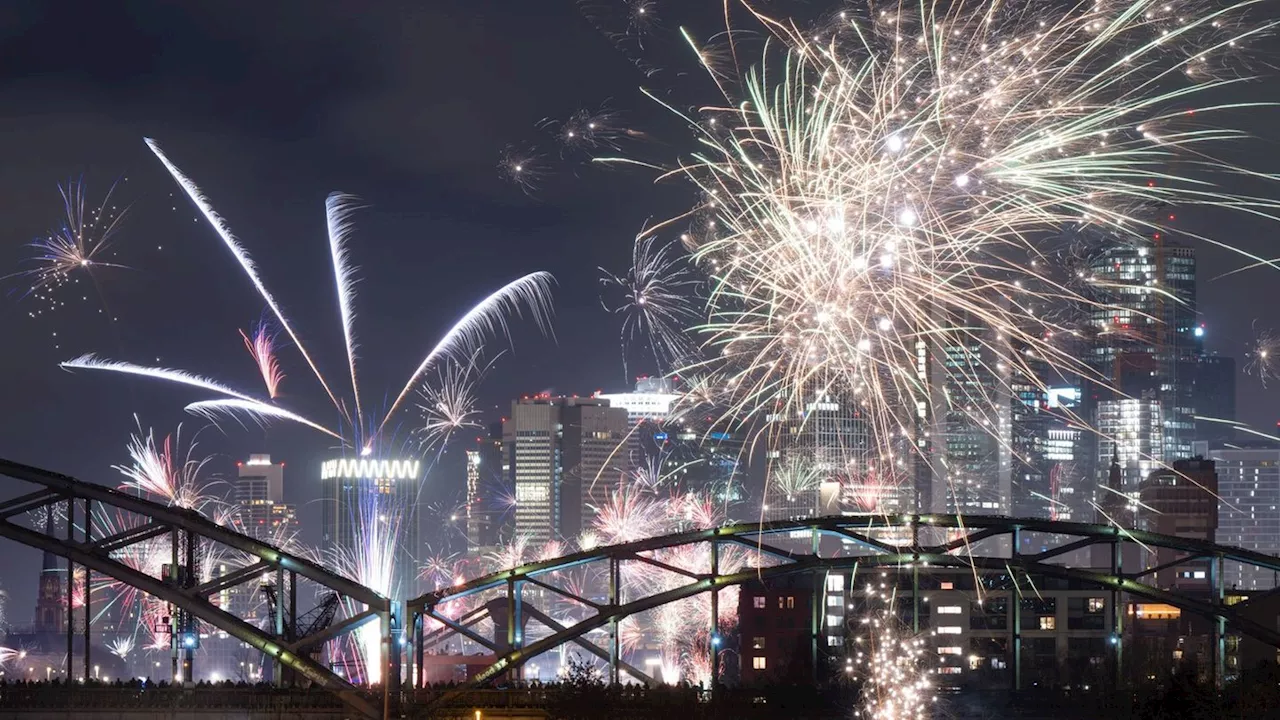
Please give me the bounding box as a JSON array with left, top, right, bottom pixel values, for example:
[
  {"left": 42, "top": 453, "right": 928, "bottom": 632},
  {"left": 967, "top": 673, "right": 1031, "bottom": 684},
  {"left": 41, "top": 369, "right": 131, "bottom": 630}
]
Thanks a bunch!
[
  {"left": 505, "top": 396, "right": 629, "bottom": 541},
  {"left": 235, "top": 455, "right": 296, "bottom": 542},
  {"left": 1192, "top": 353, "right": 1237, "bottom": 446},
  {"left": 763, "top": 388, "right": 876, "bottom": 521},
  {"left": 1095, "top": 393, "right": 1164, "bottom": 515},
  {"left": 929, "top": 327, "right": 1013, "bottom": 516},
  {"left": 1044, "top": 422, "right": 1086, "bottom": 522},
  {"left": 320, "top": 455, "right": 422, "bottom": 603},
  {"left": 1204, "top": 447, "right": 1280, "bottom": 590},
  {"left": 34, "top": 513, "right": 63, "bottom": 634},
  {"left": 1087, "top": 238, "right": 1200, "bottom": 488},
  {"left": 1139, "top": 458, "right": 1218, "bottom": 590}
]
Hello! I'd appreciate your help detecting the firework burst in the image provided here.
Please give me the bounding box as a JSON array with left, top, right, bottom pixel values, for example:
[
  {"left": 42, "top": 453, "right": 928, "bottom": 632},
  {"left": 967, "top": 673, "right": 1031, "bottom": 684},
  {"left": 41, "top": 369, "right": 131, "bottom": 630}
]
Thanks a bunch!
[
  {"left": 601, "top": 0, "right": 1280, "bottom": 505},
  {"left": 6, "top": 179, "right": 129, "bottom": 316},
  {"left": 600, "top": 235, "right": 701, "bottom": 375},
  {"left": 1245, "top": 325, "right": 1279, "bottom": 387},
  {"left": 62, "top": 139, "right": 555, "bottom": 457},
  {"left": 498, "top": 144, "right": 549, "bottom": 194},
  {"left": 414, "top": 350, "right": 494, "bottom": 456},
  {"left": 848, "top": 573, "right": 935, "bottom": 720},
  {"left": 113, "top": 420, "right": 217, "bottom": 512}
]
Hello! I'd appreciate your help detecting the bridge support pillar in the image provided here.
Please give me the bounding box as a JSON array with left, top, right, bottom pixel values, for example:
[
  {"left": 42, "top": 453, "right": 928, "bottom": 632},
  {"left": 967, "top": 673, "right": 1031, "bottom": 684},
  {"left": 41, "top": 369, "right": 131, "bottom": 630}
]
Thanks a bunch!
[
  {"left": 273, "top": 566, "right": 284, "bottom": 686},
  {"left": 1010, "top": 526, "right": 1021, "bottom": 692},
  {"left": 710, "top": 541, "right": 719, "bottom": 692},
  {"left": 506, "top": 579, "right": 523, "bottom": 682},
  {"left": 66, "top": 499, "right": 74, "bottom": 682},
  {"left": 1211, "top": 553, "right": 1225, "bottom": 688},
  {"left": 1111, "top": 538, "right": 1123, "bottom": 693},
  {"left": 379, "top": 608, "right": 392, "bottom": 720},
  {"left": 84, "top": 499, "right": 92, "bottom": 685},
  {"left": 608, "top": 557, "right": 619, "bottom": 686}
]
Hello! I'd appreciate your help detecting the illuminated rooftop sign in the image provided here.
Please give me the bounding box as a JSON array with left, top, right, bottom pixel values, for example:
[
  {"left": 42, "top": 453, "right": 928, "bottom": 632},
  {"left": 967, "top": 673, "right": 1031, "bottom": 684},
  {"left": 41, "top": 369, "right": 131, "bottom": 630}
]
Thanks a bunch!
[{"left": 320, "top": 458, "right": 421, "bottom": 481}]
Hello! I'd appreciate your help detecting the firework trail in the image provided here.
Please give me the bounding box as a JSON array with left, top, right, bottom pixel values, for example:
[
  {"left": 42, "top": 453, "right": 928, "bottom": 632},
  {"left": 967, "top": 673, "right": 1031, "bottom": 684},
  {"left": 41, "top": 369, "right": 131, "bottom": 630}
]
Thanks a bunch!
[
  {"left": 62, "top": 139, "right": 555, "bottom": 457},
  {"left": 1244, "top": 325, "right": 1279, "bottom": 387},
  {"left": 601, "top": 0, "right": 1280, "bottom": 512},
  {"left": 600, "top": 235, "right": 701, "bottom": 376},
  {"left": 0, "top": 647, "right": 25, "bottom": 666},
  {"left": 240, "top": 321, "right": 284, "bottom": 399}
]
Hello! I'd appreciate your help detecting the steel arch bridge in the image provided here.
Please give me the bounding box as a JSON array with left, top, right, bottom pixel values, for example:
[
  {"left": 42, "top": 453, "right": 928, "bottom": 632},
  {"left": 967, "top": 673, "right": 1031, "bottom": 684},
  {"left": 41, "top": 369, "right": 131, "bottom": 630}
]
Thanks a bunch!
[
  {"left": 408, "top": 514, "right": 1280, "bottom": 690},
  {"left": 0, "top": 459, "right": 391, "bottom": 720}
]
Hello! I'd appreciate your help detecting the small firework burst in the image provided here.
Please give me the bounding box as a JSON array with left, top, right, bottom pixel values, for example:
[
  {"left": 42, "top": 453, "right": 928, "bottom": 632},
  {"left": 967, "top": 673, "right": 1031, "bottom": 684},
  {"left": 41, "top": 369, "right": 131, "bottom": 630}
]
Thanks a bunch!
[
  {"left": 850, "top": 576, "right": 935, "bottom": 720},
  {"left": 1245, "top": 326, "right": 1279, "bottom": 388},
  {"left": 112, "top": 420, "right": 217, "bottom": 512},
  {"left": 498, "top": 144, "right": 549, "bottom": 194},
  {"left": 600, "top": 235, "right": 701, "bottom": 375},
  {"left": 415, "top": 350, "right": 494, "bottom": 456},
  {"left": 545, "top": 104, "right": 627, "bottom": 154},
  {"left": 7, "top": 179, "right": 129, "bottom": 315}
]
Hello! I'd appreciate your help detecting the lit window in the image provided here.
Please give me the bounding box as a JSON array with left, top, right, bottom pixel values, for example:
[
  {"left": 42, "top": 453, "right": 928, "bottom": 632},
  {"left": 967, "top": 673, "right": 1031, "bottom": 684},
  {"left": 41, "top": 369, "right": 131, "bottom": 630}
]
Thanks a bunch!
[
  {"left": 751, "top": 637, "right": 765, "bottom": 650},
  {"left": 936, "top": 606, "right": 962, "bottom": 615},
  {"left": 828, "top": 597, "right": 843, "bottom": 607},
  {"left": 937, "top": 646, "right": 962, "bottom": 655},
  {"left": 938, "top": 666, "right": 962, "bottom": 674},
  {"left": 1039, "top": 617, "right": 1056, "bottom": 631},
  {"left": 936, "top": 626, "right": 962, "bottom": 635},
  {"left": 827, "top": 575, "right": 845, "bottom": 592},
  {"left": 787, "top": 596, "right": 795, "bottom": 609},
  {"left": 753, "top": 596, "right": 766, "bottom": 609},
  {"left": 1193, "top": 571, "right": 1207, "bottom": 579},
  {"left": 940, "top": 582, "right": 954, "bottom": 590},
  {"left": 827, "top": 615, "right": 842, "bottom": 627},
  {"left": 1088, "top": 598, "right": 1105, "bottom": 613},
  {"left": 828, "top": 636, "right": 843, "bottom": 647},
  {"left": 752, "top": 657, "right": 767, "bottom": 670}
]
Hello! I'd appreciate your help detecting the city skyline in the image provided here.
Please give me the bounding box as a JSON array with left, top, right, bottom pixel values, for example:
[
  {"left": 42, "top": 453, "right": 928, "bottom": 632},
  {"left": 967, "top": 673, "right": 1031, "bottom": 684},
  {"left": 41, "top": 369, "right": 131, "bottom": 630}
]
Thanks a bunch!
[{"left": 3, "top": 0, "right": 1280, "bottom": 702}]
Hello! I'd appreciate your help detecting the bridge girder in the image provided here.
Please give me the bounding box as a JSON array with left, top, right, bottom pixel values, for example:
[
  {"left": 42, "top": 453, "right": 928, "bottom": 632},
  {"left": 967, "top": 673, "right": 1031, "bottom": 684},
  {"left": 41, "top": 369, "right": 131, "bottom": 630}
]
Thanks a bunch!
[
  {"left": 409, "top": 514, "right": 1280, "bottom": 688},
  {"left": 0, "top": 459, "right": 386, "bottom": 720}
]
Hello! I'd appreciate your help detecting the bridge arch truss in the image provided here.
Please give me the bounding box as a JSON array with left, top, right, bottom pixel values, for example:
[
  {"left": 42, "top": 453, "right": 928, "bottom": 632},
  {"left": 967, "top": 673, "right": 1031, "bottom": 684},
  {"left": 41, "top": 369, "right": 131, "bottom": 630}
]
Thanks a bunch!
[
  {"left": 0, "top": 460, "right": 389, "bottom": 719},
  {"left": 409, "top": 515, "right": 1280, "bottom": 689}
]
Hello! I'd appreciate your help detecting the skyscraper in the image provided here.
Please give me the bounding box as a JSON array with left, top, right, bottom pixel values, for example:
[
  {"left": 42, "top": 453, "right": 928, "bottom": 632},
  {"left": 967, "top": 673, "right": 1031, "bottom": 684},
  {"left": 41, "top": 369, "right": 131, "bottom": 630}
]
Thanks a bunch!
[
  {"left": 505, "top": 395, "right": 629, "bottom": 541},
  {"left": 235, "top": 455, "right": 296, "bottom": 542},
  {"left": 1087, "top": 237, "right": 1201, "bottom": 497},
  {"left": 1205, "top": 447, "right": 1280, "bottom": 590},
  {"left": 320, "top": 455, "right": 422, "bottom": 603}
]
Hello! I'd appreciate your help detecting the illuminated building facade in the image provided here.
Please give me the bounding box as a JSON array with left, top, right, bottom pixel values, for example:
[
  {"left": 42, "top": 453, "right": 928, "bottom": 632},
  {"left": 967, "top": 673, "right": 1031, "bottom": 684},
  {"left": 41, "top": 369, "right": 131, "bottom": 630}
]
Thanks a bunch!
[
  {"left": 236, "top": 455, "right": 296, "bottom": 542},
  {"left": 505, "top": 396, "right": 630, "bottom": 541},
  {"left": 320, "top": 456, "right": 422, "bottom": 603},
  {"left": 1095, "top": 394, "right": 1164, "bottom": 515},
  {"left": 1086, "top": 238, "right": 1201, "bottom": 501},
  {"left": 1205, "top": 447, "right": 1280, "bottom": 590},
  {"left": 764, "top": 389, "right": 876, "bottom": 521}
]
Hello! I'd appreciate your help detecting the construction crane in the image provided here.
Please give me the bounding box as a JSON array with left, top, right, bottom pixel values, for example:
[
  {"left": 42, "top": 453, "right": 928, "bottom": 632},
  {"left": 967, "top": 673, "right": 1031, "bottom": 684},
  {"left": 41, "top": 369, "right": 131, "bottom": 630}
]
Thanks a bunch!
[{"left": 260, "top": 583, "right": 340, "bottom": 686}]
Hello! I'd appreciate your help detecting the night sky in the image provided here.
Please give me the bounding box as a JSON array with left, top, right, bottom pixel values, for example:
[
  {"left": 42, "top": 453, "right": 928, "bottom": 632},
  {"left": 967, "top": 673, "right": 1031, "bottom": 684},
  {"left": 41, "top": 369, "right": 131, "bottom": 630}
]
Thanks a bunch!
[{"left": 1, "top": 1, "right": 1279, "bottom": 621}]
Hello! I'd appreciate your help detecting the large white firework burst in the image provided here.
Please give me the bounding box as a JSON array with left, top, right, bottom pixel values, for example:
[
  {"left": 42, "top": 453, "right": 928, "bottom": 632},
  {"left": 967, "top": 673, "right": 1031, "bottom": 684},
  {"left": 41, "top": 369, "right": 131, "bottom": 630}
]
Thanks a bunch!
[{"left": 621, "top": 0, "right": 1278, "bottom": 489}]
